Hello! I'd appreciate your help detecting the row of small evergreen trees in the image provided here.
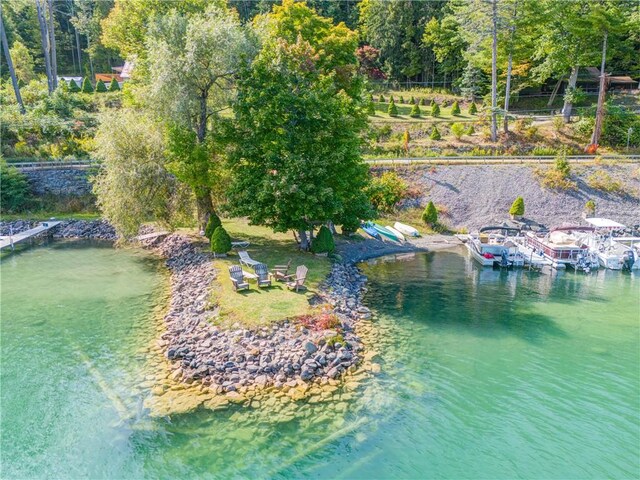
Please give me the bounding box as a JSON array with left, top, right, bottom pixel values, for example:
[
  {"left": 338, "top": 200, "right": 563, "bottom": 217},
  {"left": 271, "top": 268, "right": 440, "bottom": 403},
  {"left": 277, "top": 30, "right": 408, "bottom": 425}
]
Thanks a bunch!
[
  {"left": 67, "top": 77, "right": 121, "bottom": 94},
  {"left": 372, "top": 95, "right": 477, "bottom": 118}
]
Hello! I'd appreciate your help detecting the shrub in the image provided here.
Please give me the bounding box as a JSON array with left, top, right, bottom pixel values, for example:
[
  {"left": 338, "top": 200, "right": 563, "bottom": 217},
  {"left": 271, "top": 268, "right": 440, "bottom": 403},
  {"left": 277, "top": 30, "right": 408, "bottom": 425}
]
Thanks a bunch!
[
  {"left": 587, "top": 170, "right": 624, "bottom": 193},
  {"left": 531, "top": 146, "right": 557, "bottom": 156},
  {"left": 534, "top": 153, "right": 576, "bottom": 190},
  {"left": 341, "top": 217, "right": 361, "bottom": 235},
  {"left": 466, "top": 124, "right": 475, "bottom": 135},
  {"left": 421, "top": 98, "right": 427, "bottom": 106},
  {"left": 410, "top": 96, "right": 415, "bottom": 104},
  {"left": 553, "top": 116, "right": 564, "bottom": 133},
  {"left": 601, "top": 104, "right": 640, "bottom": 147},
  {"left": 399, "top": 95, "right": 405, "bottom": 104},
  {"left": 81, "top": 77, "right": 94, "bottom": 93},
  {"left": 584, "top": 200, "right": 596, "bottom": 215},
  {"left": 514, "top": 117, "right": 532, "bottom": 133},
  {"left": 0, "top": 160, "right": 31, "bottom": 213},
  {"left": 367, "top": 171, "right": 408, "bottom": 213},
  {"left": 469, "top": 102, "right": 477, "bottom": 114},
  {"left": 296, "top": 312, "right": 341, "bottom": 331},
  {"left": 388, "top": 99, "right": 398, "bottom": 117},
  {"left": 430, "top": 126, "right": 441, "bottom": 140},
  {"left": 109, "top": 78, "right": 121, "bottom": 92},
  {"left": 402, "top": 129, "right": 411, "bottom": 153},
  {"left": 509, "top": 196, "right": 525, "bottom": 216},
  {"left": 95, "top": 80, "right": 108, "bottom": 93},
  {"left": 379, "top": 94, "right": 385, "bottom": 103},
  {"left": 204, "top": 212, "right": 222, "bottom": 240},
  {"left": 311, "top": 225, "right": 335, "bottom": 254},
  {"left": 68, "top": 79, "right": 80, "bottom": 92},
  {"left": 554, "top": 152, "right": 571, "bottom": 177},
  {"left": 410, "top": 103, "right": 421, "bottom": 118},
  {"left": 422, "top": 201, "right": 438, "bottom": 225},
  {"left": 524, "top": 125, "right": 539, "bottom": 140},
  {"left": 367, "top": 101, "right": 376, "bottom": 115},
  {"left": 431, "top": 101, "right": 440, "bottom": 117},
  {"left": 210, "top": 226, "right": 231, "bottom": 254},
  {"left": 451, "top": 100, "right": 461, "bottom": 115},
  {"left": 451, "top": 122, "right": 465, "bottom": 140}
]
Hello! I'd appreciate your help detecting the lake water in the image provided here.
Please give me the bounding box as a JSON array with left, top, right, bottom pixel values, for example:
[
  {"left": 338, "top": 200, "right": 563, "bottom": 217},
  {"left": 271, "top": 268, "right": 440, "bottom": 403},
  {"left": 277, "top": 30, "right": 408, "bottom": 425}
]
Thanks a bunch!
[{"left": 1, "top": 243, "right": 638, "bottom": 479}]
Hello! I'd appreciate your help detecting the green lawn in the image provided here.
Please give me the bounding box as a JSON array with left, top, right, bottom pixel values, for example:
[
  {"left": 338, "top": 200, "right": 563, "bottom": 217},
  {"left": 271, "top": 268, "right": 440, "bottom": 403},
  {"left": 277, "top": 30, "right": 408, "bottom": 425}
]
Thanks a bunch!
[{"left": 209, "top": 219, "right": 332, "bottom": 327}]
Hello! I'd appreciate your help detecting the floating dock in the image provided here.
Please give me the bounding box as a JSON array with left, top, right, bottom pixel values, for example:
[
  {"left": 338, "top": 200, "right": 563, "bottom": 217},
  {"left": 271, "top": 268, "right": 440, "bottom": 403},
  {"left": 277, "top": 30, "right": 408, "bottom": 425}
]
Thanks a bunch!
[{"left": 0, "top": 221, "right": 61, "bottom": 251}]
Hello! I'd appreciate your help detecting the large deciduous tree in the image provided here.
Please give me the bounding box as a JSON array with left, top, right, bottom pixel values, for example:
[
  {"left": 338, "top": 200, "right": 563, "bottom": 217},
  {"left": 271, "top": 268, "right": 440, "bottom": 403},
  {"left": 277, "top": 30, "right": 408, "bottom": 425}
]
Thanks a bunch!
[
  {"left": 145, "top": 3, "right": 253, "bottom": 229},
  {"left": 92, "top": 109, "right": 190, "bottom": 238},
  {"left": 227, "top": 0, "right": 372, "bottom": 250}
]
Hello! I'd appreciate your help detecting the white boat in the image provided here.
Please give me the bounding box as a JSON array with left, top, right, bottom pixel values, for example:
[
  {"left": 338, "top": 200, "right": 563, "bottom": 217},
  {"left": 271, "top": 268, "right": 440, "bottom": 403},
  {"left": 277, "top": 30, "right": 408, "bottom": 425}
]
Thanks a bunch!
[
  {"left": 518, "top": 227, "right": 599, "bottom": 271},
  {"left": 514, "top": 239, "right": 553, "bottom": 268},
  {"left": 385, "top": 226, "right": 406, "bottom": 242},
  {"left": 584, "top": 218, "right": 638, "bottom": 270},
  {"left": 393, "top": 222, "right": 420, "bottom": 238},
  {"left": 463, "top": 227, "right": 524, "bottom": 268}
]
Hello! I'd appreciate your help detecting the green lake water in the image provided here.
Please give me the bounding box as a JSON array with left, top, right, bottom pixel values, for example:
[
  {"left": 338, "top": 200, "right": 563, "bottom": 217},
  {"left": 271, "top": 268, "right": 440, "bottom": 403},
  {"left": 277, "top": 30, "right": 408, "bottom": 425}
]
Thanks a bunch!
[{"left": 1, "top": 243, "right": 638, "bottom": 479}]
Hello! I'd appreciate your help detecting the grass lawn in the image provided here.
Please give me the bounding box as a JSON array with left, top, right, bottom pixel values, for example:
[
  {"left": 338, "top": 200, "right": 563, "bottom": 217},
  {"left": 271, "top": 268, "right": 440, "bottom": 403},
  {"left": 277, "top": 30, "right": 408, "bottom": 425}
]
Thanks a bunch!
[{"left": 209, "top": 218, "right": 332, "bottom": 327}]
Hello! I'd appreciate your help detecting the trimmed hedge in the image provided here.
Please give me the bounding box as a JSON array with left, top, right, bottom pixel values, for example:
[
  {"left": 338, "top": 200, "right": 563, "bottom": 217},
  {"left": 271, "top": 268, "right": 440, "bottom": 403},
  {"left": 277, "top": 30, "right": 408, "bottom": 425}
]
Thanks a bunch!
[
  {"left": 210, "top": 226, "right": 232, "bottom": 254},
  {"left": 422, "top": 201, "right": 438, "bottom": 225},
  {"left": 509, "top": 196, "right": 525, "bottom": 216},
  {"left": 311, "top": 225, "right": 335, "bottom": 254},
  {"left": 204, "top": 212, "right": 222, "bottom": 240}
]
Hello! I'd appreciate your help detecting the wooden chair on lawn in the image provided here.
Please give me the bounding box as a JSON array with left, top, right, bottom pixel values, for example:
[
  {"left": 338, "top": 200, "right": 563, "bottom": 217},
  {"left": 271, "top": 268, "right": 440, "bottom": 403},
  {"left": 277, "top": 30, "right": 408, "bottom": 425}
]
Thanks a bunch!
[
  {"left": 271, "top": 259, "right": 292, "bottom": 282},
  {"left": 229, "top": 265, "right": 250, "bottom": 292},
  {"left": 285, "top": 265, "right": 308, "bottom": 292},
  {"left": 254, "top": 263, "right": 272, "bottom": 288}
]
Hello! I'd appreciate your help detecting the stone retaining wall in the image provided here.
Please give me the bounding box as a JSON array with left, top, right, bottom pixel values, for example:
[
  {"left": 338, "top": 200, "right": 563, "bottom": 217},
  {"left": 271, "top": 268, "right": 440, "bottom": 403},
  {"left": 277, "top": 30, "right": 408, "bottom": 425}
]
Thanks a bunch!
[{"left": 23, "top": 168, "right": 94, "bottom": 196}]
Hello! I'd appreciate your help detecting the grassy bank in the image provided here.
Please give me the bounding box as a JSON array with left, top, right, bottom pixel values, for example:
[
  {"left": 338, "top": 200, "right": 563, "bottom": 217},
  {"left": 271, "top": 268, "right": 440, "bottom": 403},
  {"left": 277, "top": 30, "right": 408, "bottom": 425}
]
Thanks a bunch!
[{"left": 209, "top": 219, "right": 331, "bottom": 327}]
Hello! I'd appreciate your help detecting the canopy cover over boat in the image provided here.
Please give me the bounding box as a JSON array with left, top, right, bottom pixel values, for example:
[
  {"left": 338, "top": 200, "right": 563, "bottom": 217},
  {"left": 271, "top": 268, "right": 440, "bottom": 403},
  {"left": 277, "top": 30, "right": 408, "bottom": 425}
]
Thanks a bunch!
[{"left": 585, "top": 218, "right": 626, "bottom": 230}]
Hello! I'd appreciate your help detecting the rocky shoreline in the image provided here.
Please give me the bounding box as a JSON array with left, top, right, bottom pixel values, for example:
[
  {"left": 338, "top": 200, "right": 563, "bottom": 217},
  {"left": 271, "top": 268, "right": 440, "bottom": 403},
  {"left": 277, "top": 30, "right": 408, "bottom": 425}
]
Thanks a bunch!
[
  {"left": 2, "top": 219, "right": 399, "bottom": 410},
  {"left": 139, "top": 233, "right": 371, "bottom": 395}
]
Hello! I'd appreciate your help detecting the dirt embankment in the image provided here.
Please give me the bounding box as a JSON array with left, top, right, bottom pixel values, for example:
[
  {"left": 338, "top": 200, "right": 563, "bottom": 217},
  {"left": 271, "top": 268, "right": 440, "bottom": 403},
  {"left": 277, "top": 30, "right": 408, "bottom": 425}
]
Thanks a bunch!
[{"left": 382, "top": 164, "right": 640, "bottom": 230}]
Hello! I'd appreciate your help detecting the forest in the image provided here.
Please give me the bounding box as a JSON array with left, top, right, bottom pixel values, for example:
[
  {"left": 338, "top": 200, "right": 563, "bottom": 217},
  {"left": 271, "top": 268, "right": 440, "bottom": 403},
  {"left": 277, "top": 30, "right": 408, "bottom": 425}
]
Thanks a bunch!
[{"left": 1, "top": 0, "right": 639, "bottom": 237}]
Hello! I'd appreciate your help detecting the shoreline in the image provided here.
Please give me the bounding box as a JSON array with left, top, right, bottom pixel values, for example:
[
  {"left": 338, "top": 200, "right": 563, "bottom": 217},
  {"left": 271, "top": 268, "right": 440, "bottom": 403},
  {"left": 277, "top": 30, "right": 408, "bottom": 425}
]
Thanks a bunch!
[{"left": 2, "top": 219, "right": 432, "bottom": 414}]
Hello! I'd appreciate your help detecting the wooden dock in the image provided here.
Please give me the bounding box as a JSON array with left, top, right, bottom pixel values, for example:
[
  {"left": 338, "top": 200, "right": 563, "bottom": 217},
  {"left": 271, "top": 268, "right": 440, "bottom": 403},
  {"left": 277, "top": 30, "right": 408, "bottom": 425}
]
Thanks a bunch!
[{"left": 0, "top": 221, "right": 62, "bottom": 251}]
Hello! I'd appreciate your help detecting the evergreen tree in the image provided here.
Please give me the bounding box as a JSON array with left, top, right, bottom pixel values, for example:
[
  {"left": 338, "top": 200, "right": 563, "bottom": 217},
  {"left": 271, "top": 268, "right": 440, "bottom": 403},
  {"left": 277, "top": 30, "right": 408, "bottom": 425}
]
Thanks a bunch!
[
  {"left": 388, "top": 98, "right": 398, "bottom": 117},
  {"left": 210, "top": 226, "right": 232, "bottom": 254},
  {"left": 81, "top": 77, "right": 94, "bottom": 93},
  {"left": 421, "top": 98, "right": 427, "bottom": 106},
  {"left": 469, "top": 102, "right": 478, "bottom": 115},
  {"left": 410, "top": 95, "right": 415, "bottom": 104},
  {"left": 95, "top": 79, "right": 108, "bottom": 92},
  {"left": 379, "top": 94, "right": 385, "bottom": 103},
  {"left": 509, "top": 196, "right": 525, "bottom": 216},
  {"left": 367, "top": 100, "right": 376, "bottom": 115},
  {"left": 204, "top": 212, "right": 222, "bottom": 239},
  {"left": 311, "top": 225, "right": 335, "bottom": 253},
  {"left": 451, "top": 100, "right": 461, "bottom": 115},
  {"left": 430, "top": 126, "right": 441, "bottom": 140},
  {"left": 466, "top": 124, "right": 476, "bottom": 135},
  {"left": 68, "top": 79, "right": 80, "bottom": 92},
  {"left": 410, "top": 103, "right": 421, "bottom": 118},
  {"left": 431, "top": 101, "right": 440, "bottom": 117},
  {"left": 109, "top": 78, "right": 121, "bottom": 91},
  {"left": 422, "top": 201, "right": 438, "bottom": 225},
  {"left": 399, "top": 95, "right": 405, "bottom": 104}
]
